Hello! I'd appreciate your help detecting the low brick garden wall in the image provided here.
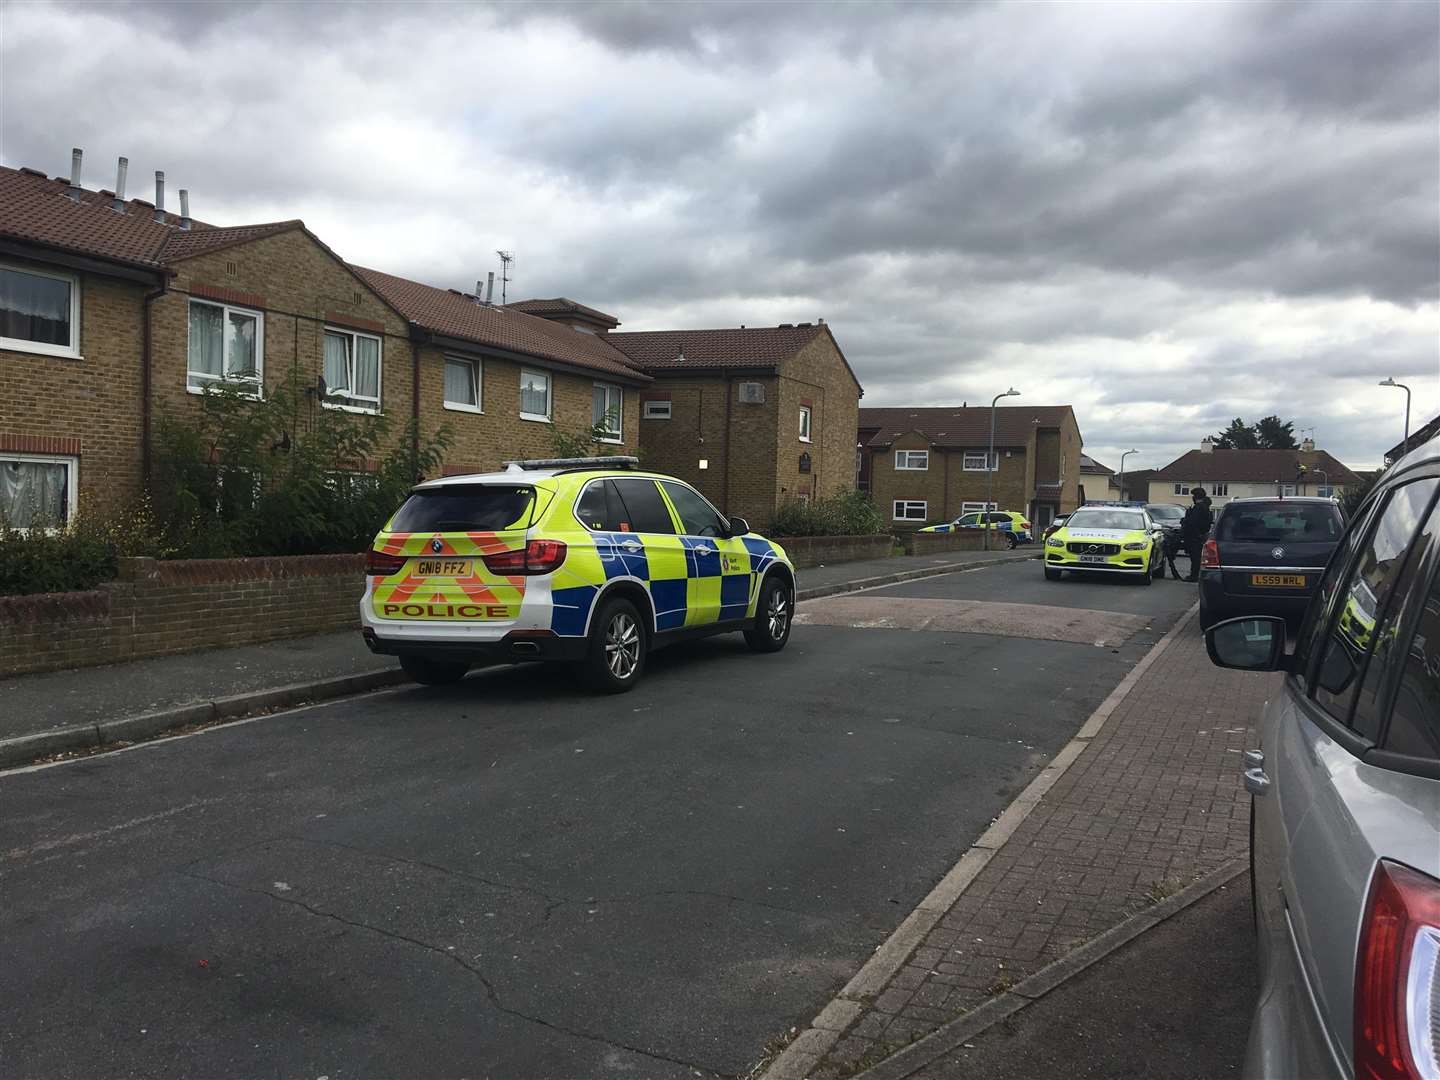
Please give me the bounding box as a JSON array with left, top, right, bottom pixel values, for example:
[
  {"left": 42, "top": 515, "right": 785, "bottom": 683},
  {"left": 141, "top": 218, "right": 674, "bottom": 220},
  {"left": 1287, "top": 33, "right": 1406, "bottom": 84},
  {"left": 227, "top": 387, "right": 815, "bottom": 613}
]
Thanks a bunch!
[
  {"left": 0, "top": 554, "right": 365, "bottom": 678},
  {"left": 779, "top": 534, "right": 894, "bottom": 569},
  {"left": 899, "top": 530, "right": 991, "bottom": 556}
]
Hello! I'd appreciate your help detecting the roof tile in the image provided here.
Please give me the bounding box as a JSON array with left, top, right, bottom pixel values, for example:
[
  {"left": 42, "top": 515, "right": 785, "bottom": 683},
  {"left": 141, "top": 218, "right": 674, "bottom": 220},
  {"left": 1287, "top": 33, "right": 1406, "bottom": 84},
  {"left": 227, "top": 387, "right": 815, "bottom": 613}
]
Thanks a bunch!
[
  {"left": 1153, "top": 448, "right": 1360, "bottom": 485},
  {"left": 608, "top": 325, "right": 825, "bottom": 371},
  {"left": 351, "top": 266, "right": 647, "bottom": 382},
  {"left": 859, "top": 405, "right": 1076, "bottom": 448}
]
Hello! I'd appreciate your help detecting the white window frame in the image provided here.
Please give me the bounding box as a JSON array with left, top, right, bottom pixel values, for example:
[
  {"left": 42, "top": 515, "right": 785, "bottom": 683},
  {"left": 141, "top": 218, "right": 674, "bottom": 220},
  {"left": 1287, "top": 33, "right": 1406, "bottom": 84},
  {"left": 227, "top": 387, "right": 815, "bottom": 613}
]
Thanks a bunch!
[
  {"left": 519, "top": 369, "right": 551, "bottom": 423},
  {"left": 799, "top": 405, "right": 812, "bottom": 443},
  {"left": 0, "top": 452, "right": 78, "bottom": 530},
  {"left": 0, "top": 260, "right": 81, "bottom": 359},
  {"left": 322, "top": 326, "right": 382, "bottom": 414},
  {"left": 593, "top": 382, "right": 623, "bottom": 442},
  {"left": 895, "top": 450, "right": 929, "bottom": 471},
  {"left": 642, "top": 399, "right": 672, "bottom": 420},
  {"left": 442, "top": 354, "right": 483, "bottom": 414},
  {"left": 893, "top": 500, "right": 928, "bottom": 521},
  {"left": 963, "top": 450, "right": 998, "bottom": 472},
  {"left": 1280, "top": 483, "right": 1297, "bottom": 496},
  {"left": 1210, "top": 483, "right": 1228, "bottom": 497},
  {"left": 960, "top": 501, "right": 997, "bottom": 513},
  {"left": 187, "top": 298, "right": 265, "bottom": 398},
  {"left": 1173, "top": 483, "right": 1189, "bottom": 496}
]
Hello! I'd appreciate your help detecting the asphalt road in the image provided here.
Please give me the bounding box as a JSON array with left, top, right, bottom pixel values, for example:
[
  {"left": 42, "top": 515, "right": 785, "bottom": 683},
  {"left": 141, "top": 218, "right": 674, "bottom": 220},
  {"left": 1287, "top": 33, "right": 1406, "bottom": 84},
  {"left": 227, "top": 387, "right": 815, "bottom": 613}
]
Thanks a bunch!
[
  {"left": 0, "top": 562, "right": 1196, "bottom": 1079},
  {"left": 914, "top": 873, "right": 1257, "bottom": 1080}
]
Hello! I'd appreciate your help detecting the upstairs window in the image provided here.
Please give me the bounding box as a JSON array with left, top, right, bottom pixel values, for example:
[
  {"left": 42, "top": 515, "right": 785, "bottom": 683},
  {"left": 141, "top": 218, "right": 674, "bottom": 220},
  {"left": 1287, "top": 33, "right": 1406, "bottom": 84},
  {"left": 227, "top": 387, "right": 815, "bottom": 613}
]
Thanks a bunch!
[
  {"left": 963, "top": 451, "right": 998, "bottom": 471},
  {"left": 799, "top": 405, "right": 812, "bottom": 442},
  {"left": 520, "top": 370, "right": 551, "bottom": 422},
  {"left": 323, "top": 328, "right": 381, "bottom": 413},
  {"left": 443, "top": 356, "right": 481, "bottom": 413},
  {"left": 188, "top": 299, "right": 263, "bottom": 396},
  {"left": 895, "top": 450, "right": 929, "bottom": 471},
  {"left": 1211, "top": 483, "right": 1228, "bottom": 497},
  {"left": 593, "top": 383, "right": 623, "bottom": 441},
  {"left": 1, "top": 262, "right": 80, "bottom": 359}
]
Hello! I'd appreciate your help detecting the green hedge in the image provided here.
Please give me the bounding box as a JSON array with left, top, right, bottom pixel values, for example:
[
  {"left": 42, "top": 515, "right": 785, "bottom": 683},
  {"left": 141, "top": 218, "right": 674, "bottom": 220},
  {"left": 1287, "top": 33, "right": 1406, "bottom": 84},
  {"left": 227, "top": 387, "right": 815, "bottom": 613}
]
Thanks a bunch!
[
  {"left": 0, "top": 374, "right": 452, "bottom": 596},
  {"left": 767, "top": 491, "right": 886, "bottom": 538}
]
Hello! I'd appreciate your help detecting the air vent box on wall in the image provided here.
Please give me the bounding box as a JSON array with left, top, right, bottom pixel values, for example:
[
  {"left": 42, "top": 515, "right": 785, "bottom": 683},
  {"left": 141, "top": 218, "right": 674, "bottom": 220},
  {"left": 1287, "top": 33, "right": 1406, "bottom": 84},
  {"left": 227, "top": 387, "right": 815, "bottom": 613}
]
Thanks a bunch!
[{"left": 738, "top": 382, "right": 765, "bottom": 404}]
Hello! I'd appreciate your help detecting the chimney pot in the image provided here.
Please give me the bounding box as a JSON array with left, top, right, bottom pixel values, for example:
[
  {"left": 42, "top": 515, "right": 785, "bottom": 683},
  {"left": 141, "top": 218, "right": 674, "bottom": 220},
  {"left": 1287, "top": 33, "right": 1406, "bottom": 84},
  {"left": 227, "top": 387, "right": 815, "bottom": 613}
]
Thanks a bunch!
[
  {"left": 485, "top": 272, "right": 495, "bottom": 305},
  {"left": 113, "top": 156, "right": 128, "bottom": 212},
  {"left": 67, "top": 148, "right": 83, "bottom": 201},
  {"left": 179, "top": 188, "right": 191, "bottom": 230},
  {"left": 153, "top": 171, "right": 166, "bottom": 223}
]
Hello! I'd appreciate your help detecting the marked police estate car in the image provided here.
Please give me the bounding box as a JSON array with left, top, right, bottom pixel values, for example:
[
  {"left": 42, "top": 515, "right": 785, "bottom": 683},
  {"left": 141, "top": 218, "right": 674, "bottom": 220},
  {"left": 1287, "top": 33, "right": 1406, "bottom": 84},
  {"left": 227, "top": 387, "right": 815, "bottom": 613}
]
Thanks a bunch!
[
  {"left": 918, "top": 509, "right": 1033, "bottom": 548},
  {"left": 360, "top": 457, "right": 796, "bottom": 693},
  {"left": 1043, "top": 504, "right": 1165, "bottom": 583}
]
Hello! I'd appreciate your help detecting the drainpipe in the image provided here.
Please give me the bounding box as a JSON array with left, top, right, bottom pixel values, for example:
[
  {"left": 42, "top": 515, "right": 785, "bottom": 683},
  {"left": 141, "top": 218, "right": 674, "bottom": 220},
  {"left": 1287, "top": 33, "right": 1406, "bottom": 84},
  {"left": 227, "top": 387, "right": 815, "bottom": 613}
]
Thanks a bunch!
[
  {"left": 722, "top": 376, "right": 734, "bottom": 512},
  {"left": 410, "top": 335, "right": 422, "bottom": 477},
  {"left": 141, "top": 277, "right": 169, "bottom": 484}
]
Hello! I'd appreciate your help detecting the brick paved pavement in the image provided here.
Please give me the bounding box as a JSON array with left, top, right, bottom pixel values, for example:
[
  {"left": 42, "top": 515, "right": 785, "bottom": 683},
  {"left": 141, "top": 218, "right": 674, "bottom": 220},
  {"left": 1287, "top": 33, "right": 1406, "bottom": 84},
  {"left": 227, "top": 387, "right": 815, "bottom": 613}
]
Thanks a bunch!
[{"left": 781, "top": 610, "right": 1279, "bottom": 1078}]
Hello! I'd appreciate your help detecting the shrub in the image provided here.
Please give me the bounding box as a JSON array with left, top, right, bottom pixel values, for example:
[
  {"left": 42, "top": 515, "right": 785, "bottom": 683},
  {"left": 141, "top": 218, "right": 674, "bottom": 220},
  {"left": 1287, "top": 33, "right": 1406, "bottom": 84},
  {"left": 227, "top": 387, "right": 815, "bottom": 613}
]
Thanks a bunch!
[
  {"left": 0, "top": 497, "right": 173, "bottom": 596},
  {"left": 767, "top": 491, "right": 886, "bottom": 538},
  {"left": 151, "top": 372, "right": 452, "bottom": 558}
]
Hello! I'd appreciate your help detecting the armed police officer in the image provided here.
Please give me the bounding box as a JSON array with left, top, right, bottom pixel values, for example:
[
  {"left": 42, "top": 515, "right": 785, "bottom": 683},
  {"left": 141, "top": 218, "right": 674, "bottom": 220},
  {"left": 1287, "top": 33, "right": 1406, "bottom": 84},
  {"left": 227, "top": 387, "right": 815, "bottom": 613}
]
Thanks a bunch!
[{"left": 1180, "top": 487, "right": 1214, "bottom": 582}]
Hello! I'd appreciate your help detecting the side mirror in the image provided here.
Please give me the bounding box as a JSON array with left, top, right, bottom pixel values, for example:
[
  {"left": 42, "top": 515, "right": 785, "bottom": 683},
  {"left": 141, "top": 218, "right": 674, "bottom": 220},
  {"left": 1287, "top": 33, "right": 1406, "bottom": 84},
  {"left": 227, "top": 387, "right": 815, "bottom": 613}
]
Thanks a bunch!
[
  {"left": 728, "top": 516, "right": 751, "bottom": 537},
  {"left": 1205, "top": 616, "right": 1292, "bottom": 673}
]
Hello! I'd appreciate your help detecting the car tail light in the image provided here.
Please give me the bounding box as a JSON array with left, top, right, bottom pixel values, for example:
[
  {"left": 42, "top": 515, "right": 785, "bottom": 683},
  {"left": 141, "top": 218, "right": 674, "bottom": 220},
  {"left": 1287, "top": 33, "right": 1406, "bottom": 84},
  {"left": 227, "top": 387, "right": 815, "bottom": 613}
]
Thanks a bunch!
[
  {"left": 1021, "top": 521, "right": 1032, "bottom": 531},
  {"left": 366, "top": 550, "right": 407, "bottom": 577},
  {"left": 482, "top": 539, "right": 568, "bottom": 576},
  {"left": 1354, "top": 860, "right": 1440, "bottom": 1080},
  {"left": 1201, "top": 538, "right": 1220, "bottom": 568}
]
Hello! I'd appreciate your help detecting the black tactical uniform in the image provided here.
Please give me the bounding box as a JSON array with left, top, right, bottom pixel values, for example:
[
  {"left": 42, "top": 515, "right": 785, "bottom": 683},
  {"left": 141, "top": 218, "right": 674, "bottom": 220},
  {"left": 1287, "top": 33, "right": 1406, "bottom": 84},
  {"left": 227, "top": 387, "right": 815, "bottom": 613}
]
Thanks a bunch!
[{"left": 1180, "top": 488, "right": 1214, "bottom": 582}]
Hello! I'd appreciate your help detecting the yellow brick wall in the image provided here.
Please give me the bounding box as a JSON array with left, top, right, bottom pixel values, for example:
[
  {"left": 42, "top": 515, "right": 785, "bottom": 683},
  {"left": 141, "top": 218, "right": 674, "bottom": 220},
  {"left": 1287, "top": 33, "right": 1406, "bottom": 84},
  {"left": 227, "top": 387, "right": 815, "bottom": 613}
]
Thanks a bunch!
[{"left": 0, "top": 260, "right": 149, "bottom": 514}]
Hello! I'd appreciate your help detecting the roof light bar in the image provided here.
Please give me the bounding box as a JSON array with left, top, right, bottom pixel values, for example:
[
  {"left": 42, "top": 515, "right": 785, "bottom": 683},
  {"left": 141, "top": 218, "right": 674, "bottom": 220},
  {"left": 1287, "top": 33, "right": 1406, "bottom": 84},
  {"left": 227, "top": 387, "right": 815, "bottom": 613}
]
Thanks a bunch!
[{"left": 501, "top": 455, "right": 640, "bottom": 472}]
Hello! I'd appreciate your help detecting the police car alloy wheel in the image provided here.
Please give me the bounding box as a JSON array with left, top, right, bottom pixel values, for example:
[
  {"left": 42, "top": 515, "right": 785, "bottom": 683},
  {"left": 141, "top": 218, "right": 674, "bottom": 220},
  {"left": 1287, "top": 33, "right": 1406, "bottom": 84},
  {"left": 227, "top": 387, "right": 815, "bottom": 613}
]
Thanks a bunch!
[
  {"left": 745, "top": 576, "right": 793, "bottom": 653},
  {"left": 584, "top": 595, "right": 647, "bottom": 693}
]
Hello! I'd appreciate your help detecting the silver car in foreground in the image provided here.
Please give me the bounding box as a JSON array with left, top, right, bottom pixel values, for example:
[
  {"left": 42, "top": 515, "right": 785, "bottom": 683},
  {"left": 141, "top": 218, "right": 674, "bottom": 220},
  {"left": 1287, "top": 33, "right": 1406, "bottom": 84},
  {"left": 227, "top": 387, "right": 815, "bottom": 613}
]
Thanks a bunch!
[{"left": 1206, "top": 431, "right": 1440, "bottom": 1080}]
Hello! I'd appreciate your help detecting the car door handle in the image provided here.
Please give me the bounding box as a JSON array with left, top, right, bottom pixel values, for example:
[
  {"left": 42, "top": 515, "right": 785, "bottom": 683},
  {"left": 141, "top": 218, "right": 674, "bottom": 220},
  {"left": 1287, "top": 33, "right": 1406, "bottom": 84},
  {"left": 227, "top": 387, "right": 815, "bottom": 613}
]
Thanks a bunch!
[
  {"left": 1243, "top": 766, "right": 1271, "bottom": 797},
  {"left": 694, "top": 545, "right": 714, "bottom": 556},
  {"left": 618, "top": 540, "right": 643, "bottom": 552}
]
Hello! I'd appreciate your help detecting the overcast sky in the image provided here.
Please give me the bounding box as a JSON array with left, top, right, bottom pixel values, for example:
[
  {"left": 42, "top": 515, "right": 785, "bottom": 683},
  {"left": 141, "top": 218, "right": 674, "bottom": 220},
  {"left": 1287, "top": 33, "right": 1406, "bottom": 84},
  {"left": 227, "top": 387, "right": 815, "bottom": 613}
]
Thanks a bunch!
[{"left": 2, "top": 0, "right": 1436, "bottom": 471}]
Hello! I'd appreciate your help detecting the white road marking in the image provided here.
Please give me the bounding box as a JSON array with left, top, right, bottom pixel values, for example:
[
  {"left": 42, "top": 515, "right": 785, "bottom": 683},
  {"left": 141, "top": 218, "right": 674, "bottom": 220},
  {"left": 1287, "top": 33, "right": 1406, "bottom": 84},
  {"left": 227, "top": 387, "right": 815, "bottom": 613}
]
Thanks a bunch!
[{"left": 3, "top": 799, "right": 222, "bottom": 862}]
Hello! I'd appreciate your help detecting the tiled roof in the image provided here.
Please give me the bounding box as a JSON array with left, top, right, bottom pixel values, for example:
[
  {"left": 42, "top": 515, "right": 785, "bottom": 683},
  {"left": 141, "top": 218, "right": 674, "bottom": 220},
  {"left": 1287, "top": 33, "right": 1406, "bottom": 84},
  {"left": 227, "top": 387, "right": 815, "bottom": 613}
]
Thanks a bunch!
[
  {"left": 1079, "top": 454, "right": 1114, "bottom": 474},
  {"left": 158, "top": 220, "right": 302, "bottom": 262},
  {"left": 508, "top": 297, "right": 620, "bottom": 328},
  {"left": 350, "top": 266, "right": 647, "bottom": 383},
  {"left": 608, "top": 324, "right": 826, "bottom": 371},
  {"left": 859, "top": 405, "right": 1076, "bottom": 448},
  {"left": 0, "top": 164, "right": 205, "bottom": 269},
  {"left": 1153, "top": 448, "right": 1360, "bottom": 485}
]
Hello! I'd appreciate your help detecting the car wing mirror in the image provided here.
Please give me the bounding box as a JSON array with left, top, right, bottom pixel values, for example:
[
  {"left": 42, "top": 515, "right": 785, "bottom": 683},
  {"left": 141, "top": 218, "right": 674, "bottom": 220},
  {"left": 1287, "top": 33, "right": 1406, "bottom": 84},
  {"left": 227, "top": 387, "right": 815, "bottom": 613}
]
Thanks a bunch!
[
  {"left": 727, "top": 516, "right": 750, "bottom": 537},
  {"left": 1204, "top": 616, "right": 1293, "bottom": 673}
]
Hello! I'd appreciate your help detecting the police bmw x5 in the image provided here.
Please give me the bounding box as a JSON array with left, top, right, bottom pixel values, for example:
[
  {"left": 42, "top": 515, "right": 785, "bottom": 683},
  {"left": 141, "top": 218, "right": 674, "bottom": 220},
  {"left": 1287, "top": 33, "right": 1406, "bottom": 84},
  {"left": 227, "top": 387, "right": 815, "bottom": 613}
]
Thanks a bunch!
[{"left": 360, "top": 457, "right": 797, "bottom": 693}]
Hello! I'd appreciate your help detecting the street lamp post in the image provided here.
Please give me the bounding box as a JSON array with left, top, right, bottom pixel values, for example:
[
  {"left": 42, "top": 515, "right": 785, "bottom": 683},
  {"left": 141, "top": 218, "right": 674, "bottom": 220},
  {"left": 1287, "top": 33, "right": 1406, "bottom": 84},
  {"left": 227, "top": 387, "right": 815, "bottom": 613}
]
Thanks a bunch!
[
  {"left": 1118, "top": 449, "right": 1139, "bottom": 503},
  {"left": 985, "top": 388, "right": 1020, "bottom": 550},
  {"left": 1379, "top": 378, "right": 1412, "bottom": 457}
]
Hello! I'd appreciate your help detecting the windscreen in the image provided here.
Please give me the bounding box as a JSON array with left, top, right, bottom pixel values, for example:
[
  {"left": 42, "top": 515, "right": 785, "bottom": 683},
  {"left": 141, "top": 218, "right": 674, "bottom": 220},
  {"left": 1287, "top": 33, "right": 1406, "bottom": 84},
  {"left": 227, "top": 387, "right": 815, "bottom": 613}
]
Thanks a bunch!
[
  {"left": 1146, "top": 505, "right": 1184, "bottom": 522},
  {"left": 1217, "top": 503, "right": 1341, "bottom": 543},
  {"left": 1066, "top": 509, "right": 1145, "bottom": 531},
  {"left": 389, "top": 485, "right": 535, "bottom": 532}
]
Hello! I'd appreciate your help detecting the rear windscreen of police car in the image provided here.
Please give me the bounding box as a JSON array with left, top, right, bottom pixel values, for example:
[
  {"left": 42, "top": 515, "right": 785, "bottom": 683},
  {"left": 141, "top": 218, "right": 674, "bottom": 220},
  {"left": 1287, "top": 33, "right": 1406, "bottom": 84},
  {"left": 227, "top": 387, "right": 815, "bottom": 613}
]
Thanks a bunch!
[{"left": 390, "top": 486, "right": 535, "bottom": 532}]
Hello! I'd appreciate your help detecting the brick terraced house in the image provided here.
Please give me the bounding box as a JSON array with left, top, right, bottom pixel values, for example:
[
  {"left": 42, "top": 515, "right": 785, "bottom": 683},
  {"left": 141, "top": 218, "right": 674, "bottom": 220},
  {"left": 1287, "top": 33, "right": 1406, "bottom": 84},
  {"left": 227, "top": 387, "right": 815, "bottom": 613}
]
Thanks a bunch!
[
  {"left": 601, "top": 323, "right": 863, "bottom": 529},
  {"left": 0, "top": 155, "right": 862, "bottom": 531},
  {"left": 858, "top": 405, "right": 1083, "bottom": 531}
]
